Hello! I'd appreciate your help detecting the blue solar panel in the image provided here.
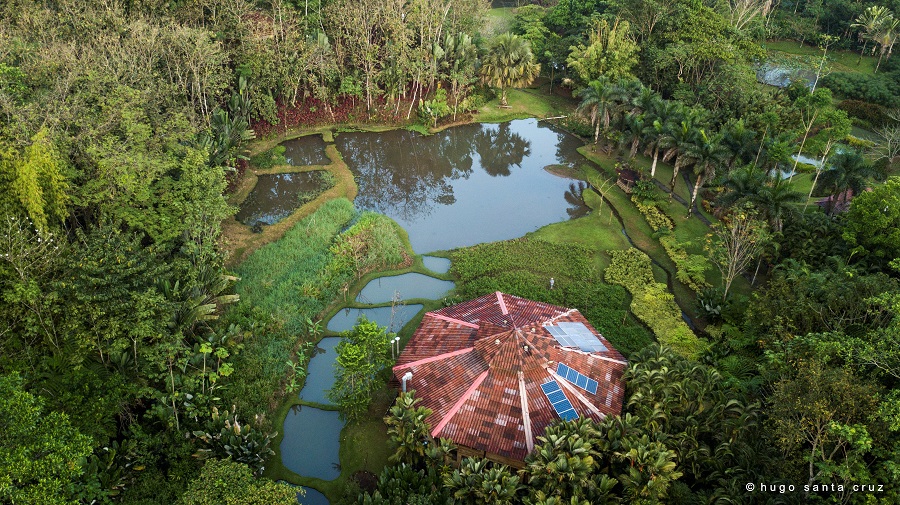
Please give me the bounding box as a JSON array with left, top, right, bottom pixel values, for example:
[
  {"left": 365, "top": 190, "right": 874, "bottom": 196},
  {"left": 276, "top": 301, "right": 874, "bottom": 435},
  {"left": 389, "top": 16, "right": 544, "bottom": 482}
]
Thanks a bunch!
[
  {"left": 541, "top": 381, "right": 561, "bottom": 394},
  {"left": 558, "top": 408, "right": 579, "bottom": 421},
  {"left": 541, "top": 380, "right": 579, "bottom": 421},
  {"left": 546, "top": 390, "right": 567, "bottom": 404},
  {"left": 557, "top": 363, "right": 599, "bottom": 395}
]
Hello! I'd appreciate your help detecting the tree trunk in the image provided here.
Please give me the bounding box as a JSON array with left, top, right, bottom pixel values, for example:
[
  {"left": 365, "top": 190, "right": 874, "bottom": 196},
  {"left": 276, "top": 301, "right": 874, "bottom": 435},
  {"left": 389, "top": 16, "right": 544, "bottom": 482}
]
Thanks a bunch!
[
  {"left": 650, "top": 147, "right": 659, "bottom": 177},
  {"left": 789, "top": 130, "right": 812, "bottom": 183},
  {"left": 804, "top": 166, "right": 824, "bottom": 211},
  {"left": 688, "top": 173, "right": 703, "bottom": 216}
]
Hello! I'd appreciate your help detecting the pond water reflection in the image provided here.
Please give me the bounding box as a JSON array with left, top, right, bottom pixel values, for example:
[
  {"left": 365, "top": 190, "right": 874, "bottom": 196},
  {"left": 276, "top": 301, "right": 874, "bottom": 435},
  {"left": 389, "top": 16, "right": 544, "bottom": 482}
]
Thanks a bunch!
[
  {"left": 282, "top": 134, "right": 330, "bottom": 166},
  {"left": 280, "top": 405, "right": 343, "bottom": 481},
  {"left": 235, "top": 172, "right": 329, "bottom": 226},
  {"left": 334, "top": 119, "right": 589, "bottom": 252}
]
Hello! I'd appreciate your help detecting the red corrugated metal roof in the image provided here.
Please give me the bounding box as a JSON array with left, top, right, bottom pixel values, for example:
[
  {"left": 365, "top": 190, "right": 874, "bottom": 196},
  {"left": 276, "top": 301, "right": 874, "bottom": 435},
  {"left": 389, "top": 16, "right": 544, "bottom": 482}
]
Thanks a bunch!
[{"left": 393, "top": 292, "right": 628, "bottom": 462}]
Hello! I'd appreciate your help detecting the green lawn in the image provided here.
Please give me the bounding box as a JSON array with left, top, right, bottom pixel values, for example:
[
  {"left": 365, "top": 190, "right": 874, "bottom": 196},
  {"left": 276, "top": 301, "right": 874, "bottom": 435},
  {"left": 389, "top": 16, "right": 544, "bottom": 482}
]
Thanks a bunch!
[
  {"left": 531, "top": 187, "right": 632, "bottom": 253},
  {"left": 484, "top": 7, "right": 515, "bottom": 38},
  {"left": 764, "top": 40, "right": 879, "bottom": 75},
  {"left": 473, "top": 88, "right": 571, "bottom": 124}
]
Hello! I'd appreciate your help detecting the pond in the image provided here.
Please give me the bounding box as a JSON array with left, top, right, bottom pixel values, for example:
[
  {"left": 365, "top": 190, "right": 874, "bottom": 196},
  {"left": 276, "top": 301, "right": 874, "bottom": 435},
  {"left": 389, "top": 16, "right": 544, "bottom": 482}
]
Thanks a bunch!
[
  {"left": 298, "top": 337, "right": 340, "bottom": 405},
  {"left": 298, "top": 487, "right": 330, "bottom": 505},
  {"left": 756, "top": 62, "right": 815, "bottom": 89},
  {"left": 283, "top": 134, "right": 330, "bottom": 166},
  {"left": 334, "top": 118, "right": 590, "bottom": 253},
  {"left": 355, "top": 273, "right": 455, "bottom": 304},
  {"left": 235, "top": 172, "right": 330, "bottom": 226},
  {"left": 326, "top": 304, "right": 424, "bottom": 333},
  {"left": 281, "top": 405, "right": 344, "bottom": 481},
  {"left": 422, "top": 256, "right": 451, "bottom": 274}
]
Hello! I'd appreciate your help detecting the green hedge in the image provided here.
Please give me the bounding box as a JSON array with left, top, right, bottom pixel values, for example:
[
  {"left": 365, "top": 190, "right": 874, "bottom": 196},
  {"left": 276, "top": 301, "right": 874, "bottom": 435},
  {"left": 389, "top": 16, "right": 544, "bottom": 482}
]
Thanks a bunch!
[
  {"left": 836, "top": 99, "right": 894, "bottom": 128},
  {"left": 822, "top": 73, "right": 900, "bottom": 109},
  {"left": 604, "top": 248, "right": 705, "bottom": 358},
  {"left": 451, "top": 238, "right": 654, "bottom": 357},
  {"left": 632, "top": 197, "right": 709, "bottom": 292},
  {"left": 633, "top": 198, "right": 673, "bottom": 232}
]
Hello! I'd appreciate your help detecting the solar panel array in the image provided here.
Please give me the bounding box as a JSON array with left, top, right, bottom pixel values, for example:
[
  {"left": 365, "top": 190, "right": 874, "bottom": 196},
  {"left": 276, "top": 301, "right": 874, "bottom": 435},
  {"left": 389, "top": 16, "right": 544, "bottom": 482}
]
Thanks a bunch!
[
  {"left": 557, "top": 363, "right": 599, "bottom": 394},
  {"left": 544, "top": 322, "right": 608, "bottom": 353},
  {"left": 540, "top": 380, "right": 579, "bottom": 421}
]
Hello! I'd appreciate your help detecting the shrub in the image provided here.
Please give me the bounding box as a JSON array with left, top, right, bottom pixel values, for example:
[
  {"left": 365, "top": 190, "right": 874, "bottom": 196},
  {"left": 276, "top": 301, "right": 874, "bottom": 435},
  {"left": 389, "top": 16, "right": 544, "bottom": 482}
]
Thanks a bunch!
[
  {"left": 604, "top": 249, "right": 704, "bottom": 358},
  {"left": 836, "top": 99, "right": 893, "bottom": 128},
  {"left": 632, "top": 198, "right": 673, "bottom": 232},
  {"left": 326, "top": 212, "right": 411, "bottom": 281},
  {"left": 659, "top": 235, "right": 710, "bottom": 292},
  {"left": 633, "top": 199, "right": 708, "bottom": 292},
  {"left": 821, "top": 73, "right": 900, "bottom": 109},
  {"left": 249, "top": 145, "right": 287, "bottom": 169}
]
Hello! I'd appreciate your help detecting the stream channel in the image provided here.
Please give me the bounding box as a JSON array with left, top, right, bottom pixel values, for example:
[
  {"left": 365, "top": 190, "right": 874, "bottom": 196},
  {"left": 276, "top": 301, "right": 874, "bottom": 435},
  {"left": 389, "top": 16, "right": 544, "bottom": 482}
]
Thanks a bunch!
[{"left": 254, "top": 119, "right": 619, "bottom": 502}]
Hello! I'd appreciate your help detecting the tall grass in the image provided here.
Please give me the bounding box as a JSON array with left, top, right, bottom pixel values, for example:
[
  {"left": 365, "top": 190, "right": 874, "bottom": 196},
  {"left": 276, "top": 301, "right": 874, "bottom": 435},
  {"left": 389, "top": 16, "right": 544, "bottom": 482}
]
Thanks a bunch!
[
  {"left": 225, "top": 199, "right": 412, "bottom": 420},
  {"left": 235, "top": 197, "right": 357, "bottom": 333}
]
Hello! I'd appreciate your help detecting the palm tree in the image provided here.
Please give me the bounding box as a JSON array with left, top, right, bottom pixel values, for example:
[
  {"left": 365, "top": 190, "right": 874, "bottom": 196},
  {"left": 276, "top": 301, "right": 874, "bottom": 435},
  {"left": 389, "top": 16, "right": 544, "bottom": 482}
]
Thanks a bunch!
[
  {"left": 642, "top": 99, "right": 679, "bottom": 178},
  {"left": 759, "top": 132, "right": 794, "bottom": 175},
  {"left": 525, "top": 420, "right": 600, "bottom": 501},
  {"left": 479, "top": 32, "right": 540, "bottom": 107},
  {"left": 817, "top": 150, "right": 878, "bottom": 214},
  {"left": 873, "top": 15, "right": 899, "bottom": 73},
  {"left": 852, "top": 6, "right": 890, "bottom": 64},
  {"left": 663, "top": 114, "right": 702, "bottom": 193},
  {"left": 440, "top": 33, "right": 479, "bottom": 120},
  {"left": 444, "top": 458, "right": 522, "bottom": 505},
  {"left": 716, "top": 165, "right": 766, "bottom": 210},
  {"left": 631, "top": 85, "right": 661, "bottom": 116},
  {"left": 684, "top": 130, "right": 728, "bottom": 215},
  {"left": 619, "top": 113, "right": 645, "bottom": 160},
  {"left": 384, "top": 392, "right": 433, "bottom": 466},
  {"left": 576, "top": 77, "right": 617, "bottom": 145},
  {"left": 611, "top": 77, "right": 643, "bottom": 129},
  {"left": 753, "top": 174, "right": 802, "bottom": 232},
  {"left": 721, "top": 119, "right": 757, "bottom": 169}
]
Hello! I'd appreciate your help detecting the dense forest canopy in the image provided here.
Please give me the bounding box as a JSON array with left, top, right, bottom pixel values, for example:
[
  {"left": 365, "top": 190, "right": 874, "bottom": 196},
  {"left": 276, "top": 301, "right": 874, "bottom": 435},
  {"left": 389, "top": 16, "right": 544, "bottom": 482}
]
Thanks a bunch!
[{"left": 0, "top": 0, "right": 899, "bottom": 503}]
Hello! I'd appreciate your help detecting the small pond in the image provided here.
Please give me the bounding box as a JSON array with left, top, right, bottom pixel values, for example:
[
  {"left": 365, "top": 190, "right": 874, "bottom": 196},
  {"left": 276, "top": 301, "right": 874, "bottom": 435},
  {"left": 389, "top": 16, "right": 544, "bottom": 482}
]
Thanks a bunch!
[
  {"left": 756, "top": 62, "right": 815, "bottom": 89},
  {"left": 281, "top": 405, "right": 344, "bottom": 481},
  {"left": 283, "top": 134, "right": 330, "bottom": 166},
  {"left": 299, "top": 337, "right": 340, "bottom": 405},
  {"left": 335, "top": 118, "right": 590, "bottom": 253},
  {"left": 298, "top": 487, "right": 329, "bottom": 505},
  {"left": 236, "top": 172, "right": 330, "bottom": 226},
  {"left": 422, "top": 256, "right": 451, "bottom": 274},
  {"left": 356, "top": 273, "right": 454, "bottom": 304},
  {"left": 326, "top": 304, "right": 424, "bottom": 333}
]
